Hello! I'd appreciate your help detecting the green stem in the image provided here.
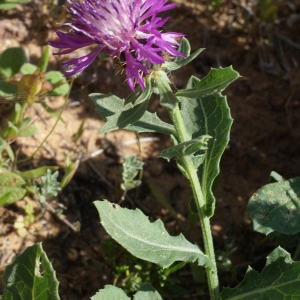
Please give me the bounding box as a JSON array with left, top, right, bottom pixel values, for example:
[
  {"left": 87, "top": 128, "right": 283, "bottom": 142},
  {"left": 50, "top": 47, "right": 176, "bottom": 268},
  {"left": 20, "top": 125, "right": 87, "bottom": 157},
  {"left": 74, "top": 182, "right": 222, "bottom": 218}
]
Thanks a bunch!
[{"left": 169, "top": 106, "right": 220, "bottom": 299}]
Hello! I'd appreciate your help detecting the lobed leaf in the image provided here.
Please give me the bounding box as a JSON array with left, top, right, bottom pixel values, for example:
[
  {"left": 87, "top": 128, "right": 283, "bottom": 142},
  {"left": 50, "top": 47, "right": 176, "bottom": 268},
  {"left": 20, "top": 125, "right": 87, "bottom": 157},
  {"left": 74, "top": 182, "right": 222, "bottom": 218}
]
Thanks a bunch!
[
  {"left": 2, "top": 243, "right": 59, "bottom": 300},
  {"left": 95, "top": 200, "right": 214, "bottom": 269},
  {"left": 221, "top": 247, "right": 300, "bottom": 299},
  {"left": 181, "top": 75, "right": 234, "bottom": 217},
  {"left": 248, "top": 177, "right": 300, "bottom": 235},
  {"left": 121, "top": 155, "right": 143, "bottom": 191},
  {"left": 176, "top": 66, "right": 239, "bottom": 98}
]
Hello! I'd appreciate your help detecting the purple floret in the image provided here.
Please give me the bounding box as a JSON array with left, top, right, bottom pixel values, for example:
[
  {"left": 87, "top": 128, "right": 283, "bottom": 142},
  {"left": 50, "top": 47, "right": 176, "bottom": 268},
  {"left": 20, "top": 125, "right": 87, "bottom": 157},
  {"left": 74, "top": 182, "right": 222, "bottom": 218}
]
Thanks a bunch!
[{"left": 49, "top": 0, "right": 184, "bottom": 91}]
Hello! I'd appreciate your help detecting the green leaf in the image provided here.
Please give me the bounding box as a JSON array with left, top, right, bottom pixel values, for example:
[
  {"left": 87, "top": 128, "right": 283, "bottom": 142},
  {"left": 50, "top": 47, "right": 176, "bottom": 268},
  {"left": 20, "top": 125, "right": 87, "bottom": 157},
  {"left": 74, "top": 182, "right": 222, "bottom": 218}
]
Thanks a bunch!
[
  {"left": 60, "top": 158, "right": 79, "bottom": 188},
  {"left": 134, "top": 77, "right": 152, "bottom": 105},
  {"left": 134, "top": 283, "right": 163, "bottom": 300},
  {"left": 0, "top": 0, "right": 30, "bottom": 10},
  {"left": 1, "top": 121, "right": 19, "bottom": 140},
  {"left": 95, "top": 200, "right": 214, "bottom": 269},
  {"left": 101, "top": 99, "right": 150, "bottom": 133},
  {"left": 18, "top": 117, "right": 37, "bottom": 137},
  {"left": 90, "top": 93, "right": 175, "bottom": 135},
  {"left": 0, "top": 171, "right": 26, "bottom": 206},
  {"left": 100, "top": 79, "right": 152, "bottom": 132},
  {"left": 176, "top": 66, "right": 240, "bottom": 98},
  {"left": 181, "top": 76, "right": 234, "bottom": 217},
  {"left": 0, "top": 81, "right": 17, "bottom": 95},
  {"left": 163, "top": 38, "right": 205, "bottom": 72},
  {"left": 20, "top": 63, "right": 37, "bottom": 75},
  {"left": 2, "top": 243, "right": 59, "bottom": 300},
  {"left": 0, "top": 47, "right": 26, "bottom": 78},
  {"left": 91, "top": 285, "right": 130, "bottom": 300},
  {"left": 221, "top": 247, "right": 300, "bottom": 300},
  {"left": 45, "top": 71, "right": 69, "bottom": 96},
  {"left": 248, "top": 177, "right": 300, "bottom": 235},
  {"left": 158, "top": 135, "right": 211, "bottom": 161},
  {"left": 20, "top": 166, "right": 59, "bottom": 180}
]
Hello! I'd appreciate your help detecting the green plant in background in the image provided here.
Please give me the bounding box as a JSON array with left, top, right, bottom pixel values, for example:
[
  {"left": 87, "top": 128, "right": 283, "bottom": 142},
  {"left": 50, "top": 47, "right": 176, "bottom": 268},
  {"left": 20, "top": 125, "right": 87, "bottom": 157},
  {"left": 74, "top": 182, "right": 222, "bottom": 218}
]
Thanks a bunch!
[
  {"left": 0, "top": 0, "right": 30, "bottom": 10},
  {"left": 0, "top": 46, "right": 71, "bottom": 207},
  {"left": 121, "top": 155, "right": 143, "bottom": 194}
]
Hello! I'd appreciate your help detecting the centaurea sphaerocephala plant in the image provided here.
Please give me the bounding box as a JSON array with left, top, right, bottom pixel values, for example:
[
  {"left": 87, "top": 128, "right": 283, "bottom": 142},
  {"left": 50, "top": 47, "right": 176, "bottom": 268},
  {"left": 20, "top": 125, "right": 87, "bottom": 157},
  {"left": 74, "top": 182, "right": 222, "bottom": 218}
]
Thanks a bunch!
[{"left": 49, "top": 0, "right": 185, "bottom": 91}]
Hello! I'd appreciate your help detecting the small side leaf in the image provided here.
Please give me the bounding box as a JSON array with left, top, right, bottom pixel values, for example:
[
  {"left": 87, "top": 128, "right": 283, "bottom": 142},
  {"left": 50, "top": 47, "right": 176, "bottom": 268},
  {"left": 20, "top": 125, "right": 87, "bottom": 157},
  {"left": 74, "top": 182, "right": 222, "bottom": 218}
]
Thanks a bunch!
[
  {"left": 221, "top": 247, "right": 300, "bottom": 299},
  {"left": 163, "top": 38, "right": 205, "bottom": 72},
  {"left": 158, "top": 135, "right": 211, "bottom": 161},
  {"left": 2, "top": 243, "right": 59, "bottom": 300},
  {"left": 91, "top": 285, "right": 130, "bottom": 300},
  {"left": 176, "top": 66, "right": 240, "bottom": 98},
  {"left": 134, "top": 283, "right": 163, "bottom": 300},
  {"left": 95, "top": 200, "right": 213, "bottom": 269},
  {"left": 248, "top": 177, "right": 300, "bottom": 235}
]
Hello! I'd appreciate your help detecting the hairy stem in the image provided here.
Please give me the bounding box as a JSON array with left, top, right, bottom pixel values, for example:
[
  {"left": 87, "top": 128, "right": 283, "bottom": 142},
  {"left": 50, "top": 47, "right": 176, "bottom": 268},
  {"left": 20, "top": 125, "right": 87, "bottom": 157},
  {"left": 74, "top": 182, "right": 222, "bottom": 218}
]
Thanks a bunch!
[{"left": 169, "top": 106, "right": 220, "bottom": 299}]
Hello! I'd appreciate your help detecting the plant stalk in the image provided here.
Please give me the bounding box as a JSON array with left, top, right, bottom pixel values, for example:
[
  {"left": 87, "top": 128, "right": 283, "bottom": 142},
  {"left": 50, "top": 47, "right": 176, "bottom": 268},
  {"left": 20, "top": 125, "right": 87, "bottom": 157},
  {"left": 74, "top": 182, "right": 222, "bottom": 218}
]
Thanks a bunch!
[{"left": 169, "top": 106, "right": 220, "bottom": 300}]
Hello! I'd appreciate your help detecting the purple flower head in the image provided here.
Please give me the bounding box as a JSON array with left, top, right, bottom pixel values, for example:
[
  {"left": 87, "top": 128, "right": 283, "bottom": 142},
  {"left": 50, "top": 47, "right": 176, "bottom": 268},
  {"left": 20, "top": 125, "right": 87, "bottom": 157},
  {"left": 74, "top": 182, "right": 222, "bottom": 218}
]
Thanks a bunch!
[{"left": 49, "top": 0, "right": 185, "bottom": 91}]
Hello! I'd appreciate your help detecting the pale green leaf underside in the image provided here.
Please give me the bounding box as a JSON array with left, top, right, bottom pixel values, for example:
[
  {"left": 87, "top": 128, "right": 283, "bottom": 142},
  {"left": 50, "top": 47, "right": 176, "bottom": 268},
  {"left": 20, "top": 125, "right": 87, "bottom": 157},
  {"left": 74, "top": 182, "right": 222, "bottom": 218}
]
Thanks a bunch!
[
  {"left": 181, "top": 80, "right": 233, "bottom": 217},
  {"left": 91, "top": 285, "right": 130, "bottom": 300},
  {"left": 94, "top": 200, "right": 213, "bottom": 269},
  {"left": 90, "top": 93, "right": 175, "bottom": 135},
  {"left": 2, "top": 243, "right": 59, "bottom": 300},
  {"left": 248, "top": 177, "right": 300, "bottom": 235},
  {"left": 221, "top": 247, "right": 300, "bottom": 300}
]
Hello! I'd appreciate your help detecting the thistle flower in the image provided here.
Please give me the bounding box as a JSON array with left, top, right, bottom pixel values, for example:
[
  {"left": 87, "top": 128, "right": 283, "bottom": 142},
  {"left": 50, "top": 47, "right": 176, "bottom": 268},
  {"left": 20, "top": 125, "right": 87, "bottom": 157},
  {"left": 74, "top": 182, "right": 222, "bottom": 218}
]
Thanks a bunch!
[{"left": 49, "top": 0, "right": 184, "bottom": 91}]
